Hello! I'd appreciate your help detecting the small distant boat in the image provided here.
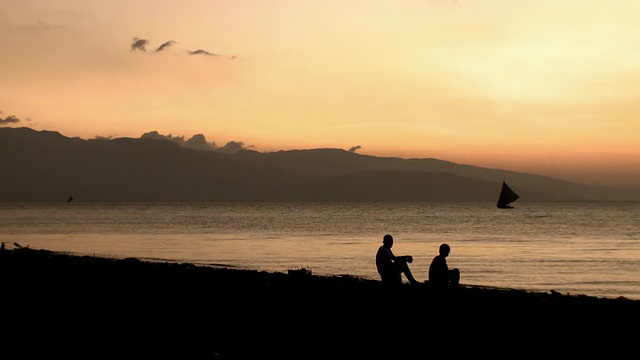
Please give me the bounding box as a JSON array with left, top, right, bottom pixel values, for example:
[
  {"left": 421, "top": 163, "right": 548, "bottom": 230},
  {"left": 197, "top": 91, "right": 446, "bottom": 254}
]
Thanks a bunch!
[{"left": 496, "top": 181, "right": 519, "bottom": 209}]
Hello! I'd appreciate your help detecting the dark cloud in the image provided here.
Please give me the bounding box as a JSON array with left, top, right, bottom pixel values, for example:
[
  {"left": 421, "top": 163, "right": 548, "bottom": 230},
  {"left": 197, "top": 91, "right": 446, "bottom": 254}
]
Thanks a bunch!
[
  {"left": 140, "top": 131, "right": 251, "bottom": 153},
  {"left": 94, "top": 135, "right": 115, "bottom": 140},
  {"left": 141, "top": 131, "right": 185, "bottom": 145},
  {"left": 0, "top": 115, "right": 21, "bottom": 125},
  {"left": 188, "top": 49, "right": 219, "bottom": 56},
  {"left": 129, "top": 37, "right": 239, "bottom": 59},
  {"left": 185, "top": 134, "right": 216, "bottom": 151},
  {"left": 348, "top": 145, "right": 362, "bottom": 153},
  {"left": 219, "top": 141, "right": 253, "bottom": 153},
  {"left": 141, "top": 131, "right": 209, "bottom": 150},
  {"left": 131, "top": 37, "right": 149, "bottom": 51},
  {"left": 155, "top": 40, "right": 176, "bottom": 52},
  {"left": 189, "top": 49, "right": 239, "bottom": 60},
  {"left": 141, "top": 131, "right": 168, "bottom": 140}
]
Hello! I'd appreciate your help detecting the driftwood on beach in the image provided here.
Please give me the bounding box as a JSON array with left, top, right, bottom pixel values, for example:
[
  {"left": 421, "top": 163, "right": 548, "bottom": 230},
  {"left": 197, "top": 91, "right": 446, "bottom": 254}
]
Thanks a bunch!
[{"left": 2, "top": 247, "right": 639, "bottom": 357}]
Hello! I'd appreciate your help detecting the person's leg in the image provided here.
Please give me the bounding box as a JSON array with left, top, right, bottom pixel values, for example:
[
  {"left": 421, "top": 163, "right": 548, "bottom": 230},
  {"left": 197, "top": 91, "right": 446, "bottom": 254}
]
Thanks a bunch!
[{"left": 396, "top": 260, "right": 420, "bottom": 284}]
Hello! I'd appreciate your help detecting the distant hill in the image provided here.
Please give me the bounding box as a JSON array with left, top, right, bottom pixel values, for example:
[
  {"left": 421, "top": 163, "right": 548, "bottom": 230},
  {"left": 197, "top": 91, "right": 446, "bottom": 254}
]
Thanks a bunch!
[{"left": 2, "top": 127, "right": 639, "bottom": 202}]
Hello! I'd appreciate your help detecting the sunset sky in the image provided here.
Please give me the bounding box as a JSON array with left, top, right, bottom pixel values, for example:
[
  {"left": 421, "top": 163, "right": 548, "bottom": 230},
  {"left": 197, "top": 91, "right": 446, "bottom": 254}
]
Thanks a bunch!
[{"left": 1, "top": 1, "right": 639, "bottom": 187}]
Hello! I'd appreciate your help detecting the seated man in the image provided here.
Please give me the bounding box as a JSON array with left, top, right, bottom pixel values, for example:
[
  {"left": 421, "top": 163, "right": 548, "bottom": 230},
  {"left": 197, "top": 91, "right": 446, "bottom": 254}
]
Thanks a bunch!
[
  {"left": 375, "top": 234, "right": 420, "bottom": 285},
  {"left": 428, "top": 243, "right": 460, "bottom": 288}
]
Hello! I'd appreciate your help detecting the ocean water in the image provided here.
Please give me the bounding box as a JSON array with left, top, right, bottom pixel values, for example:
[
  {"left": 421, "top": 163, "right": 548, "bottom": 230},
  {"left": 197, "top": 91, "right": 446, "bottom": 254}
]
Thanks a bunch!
[{"left": 1, "top": 201, "right": 639, "bottom": 300}]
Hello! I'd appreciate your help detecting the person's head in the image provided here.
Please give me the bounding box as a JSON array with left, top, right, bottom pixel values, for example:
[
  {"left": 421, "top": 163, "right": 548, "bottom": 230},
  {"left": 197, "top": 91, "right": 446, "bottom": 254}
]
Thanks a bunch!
[
  {"left": 383, "top": 234, "right": 394, "bottom": 248},
  {"left": 439, "top": 243, "right": 450, "bottom": 257}
]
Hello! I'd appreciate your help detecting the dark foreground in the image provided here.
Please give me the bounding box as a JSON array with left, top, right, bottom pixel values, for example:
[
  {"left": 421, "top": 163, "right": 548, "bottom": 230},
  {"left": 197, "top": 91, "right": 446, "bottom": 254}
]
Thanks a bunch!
[{"left": 2, "top": 248, "right": 639, "bottom": 357}]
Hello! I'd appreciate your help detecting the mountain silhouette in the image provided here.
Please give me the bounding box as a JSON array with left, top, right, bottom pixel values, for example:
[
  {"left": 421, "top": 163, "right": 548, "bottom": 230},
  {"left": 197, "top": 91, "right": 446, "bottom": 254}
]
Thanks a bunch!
[{"left": 2, "top": 127, "right": 638, "bottom": 202}]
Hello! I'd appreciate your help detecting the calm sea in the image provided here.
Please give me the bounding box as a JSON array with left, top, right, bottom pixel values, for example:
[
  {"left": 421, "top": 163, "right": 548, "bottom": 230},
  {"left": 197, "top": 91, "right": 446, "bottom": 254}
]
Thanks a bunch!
[{"left": 1, "top": 201, "right": 639, "bottom": 300}]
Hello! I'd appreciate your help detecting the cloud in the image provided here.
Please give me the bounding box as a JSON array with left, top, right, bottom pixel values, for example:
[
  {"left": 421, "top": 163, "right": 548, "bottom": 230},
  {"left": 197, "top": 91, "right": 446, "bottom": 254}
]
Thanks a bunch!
[
  {"left": 131, "top": 37, "right": 149, "bottom": 51},
  {"left": 141, "top": 131, "right": 211, "bottom": 151},
  {"left": 155, "top": 40, "right": 176, "bottom": 52},
  {"left": 188, "top": 49, "right": 219, "bottom": 56},
  {"left": 0, "top": 115, "right": 21, "bottom": 125},
  {"left": 188, "top": 49, "right": 239, "bottom": 60},
  {"left": 219, "top": 141, "right": 254, "bottom": 153},
  {"left": 93, "top": 135, "right": 115, "bottom": 140},
  {"left": 130, "top": 37, "right": 238, "bottom": 59},
  {"left": 348, "top": 145, "right": 362, "bottom": 153},
  {"left": 185, "top": 134, "right": 216, "bottom": 151},
  {"left": 141, "top": 131, "right": 184, "bottom": 144},
  {"left": 140, "top": 131, "right": 252, "bottom": 153}
]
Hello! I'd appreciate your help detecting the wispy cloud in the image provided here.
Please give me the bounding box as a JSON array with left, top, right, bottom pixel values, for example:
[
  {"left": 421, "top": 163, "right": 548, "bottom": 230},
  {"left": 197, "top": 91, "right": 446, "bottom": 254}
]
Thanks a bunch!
[
  {"left": 130, "top": 37, "right": 149, "bottom": 51},
  {"left": 131, "top": 37, "right": 239, "bottom": 59},
  {"left": 189, "top": 49, "right": 239, "bottom": 60},
  {"left": 188, "top": 49, "right": 219, "bottom": 56},
  {"left": 155, "top": 40, "right": 176, "bottom": 52}
]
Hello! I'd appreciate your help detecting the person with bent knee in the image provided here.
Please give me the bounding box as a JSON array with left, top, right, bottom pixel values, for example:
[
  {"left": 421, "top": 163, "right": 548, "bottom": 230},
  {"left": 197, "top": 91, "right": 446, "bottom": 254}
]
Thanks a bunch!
[
  {"left": 428, "top": 243, "right": 460, "bottom": 288},
  {"left": 375, "top": 234, "right": 420, "bottom": 286}
]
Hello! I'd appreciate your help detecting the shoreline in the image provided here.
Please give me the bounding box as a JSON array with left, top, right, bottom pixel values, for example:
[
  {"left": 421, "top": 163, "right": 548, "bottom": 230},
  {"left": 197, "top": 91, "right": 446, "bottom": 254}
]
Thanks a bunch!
[{"left": 2, "top": 247, "right": 639, "bottom": 357}]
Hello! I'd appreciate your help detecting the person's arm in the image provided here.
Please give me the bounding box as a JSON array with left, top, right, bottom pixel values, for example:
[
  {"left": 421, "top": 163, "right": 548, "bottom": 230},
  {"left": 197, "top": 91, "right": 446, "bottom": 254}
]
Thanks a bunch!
[
  {"left": 386, "top": 248, "right": 412, "bottom": 263},
  {"left": 429, "top": 256, "right": 445, "bottom": 282},
  {"left": 394, "top": 254, "right": 413, "bottom": 263}
]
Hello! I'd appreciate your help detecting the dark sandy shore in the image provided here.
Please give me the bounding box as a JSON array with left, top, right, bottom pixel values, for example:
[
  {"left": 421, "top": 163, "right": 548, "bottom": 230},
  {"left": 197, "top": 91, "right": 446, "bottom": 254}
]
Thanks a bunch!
[{"left": 2, "top": 247, "right": 639, "bottom": 358}]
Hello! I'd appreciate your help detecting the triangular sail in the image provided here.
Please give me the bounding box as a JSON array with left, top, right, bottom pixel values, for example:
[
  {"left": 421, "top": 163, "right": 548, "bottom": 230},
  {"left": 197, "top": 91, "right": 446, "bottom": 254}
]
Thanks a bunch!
[{"left": 496, "top": 181, "right": 519, "bottom": 209}]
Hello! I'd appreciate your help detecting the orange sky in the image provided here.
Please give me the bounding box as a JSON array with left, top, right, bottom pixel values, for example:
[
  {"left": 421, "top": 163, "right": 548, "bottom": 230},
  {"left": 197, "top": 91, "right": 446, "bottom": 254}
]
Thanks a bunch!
[{"left": 1, "top": 1, "right": 639, "bottom": 188}]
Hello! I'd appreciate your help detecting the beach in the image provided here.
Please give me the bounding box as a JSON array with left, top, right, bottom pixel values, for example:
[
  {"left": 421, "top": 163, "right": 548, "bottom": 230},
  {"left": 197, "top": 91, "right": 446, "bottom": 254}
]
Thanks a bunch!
[{"left": 2, "top": 247, "right": 639, "bottom": 358}]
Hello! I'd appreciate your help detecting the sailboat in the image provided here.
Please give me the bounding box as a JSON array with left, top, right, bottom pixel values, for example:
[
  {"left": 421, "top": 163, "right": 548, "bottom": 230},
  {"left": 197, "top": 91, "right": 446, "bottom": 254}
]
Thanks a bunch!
[{"left": 496, "top": 181, "right": 519, "bottom": 209}]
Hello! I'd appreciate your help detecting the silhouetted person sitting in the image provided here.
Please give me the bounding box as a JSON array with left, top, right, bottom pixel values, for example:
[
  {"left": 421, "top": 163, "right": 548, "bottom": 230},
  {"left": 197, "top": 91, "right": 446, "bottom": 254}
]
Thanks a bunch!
[
  {"left": 428, "top": 243, "right": 460, "bottom": 288},
  {"left": 376, "top": 234, "right": 420, "bottom": 286}
]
